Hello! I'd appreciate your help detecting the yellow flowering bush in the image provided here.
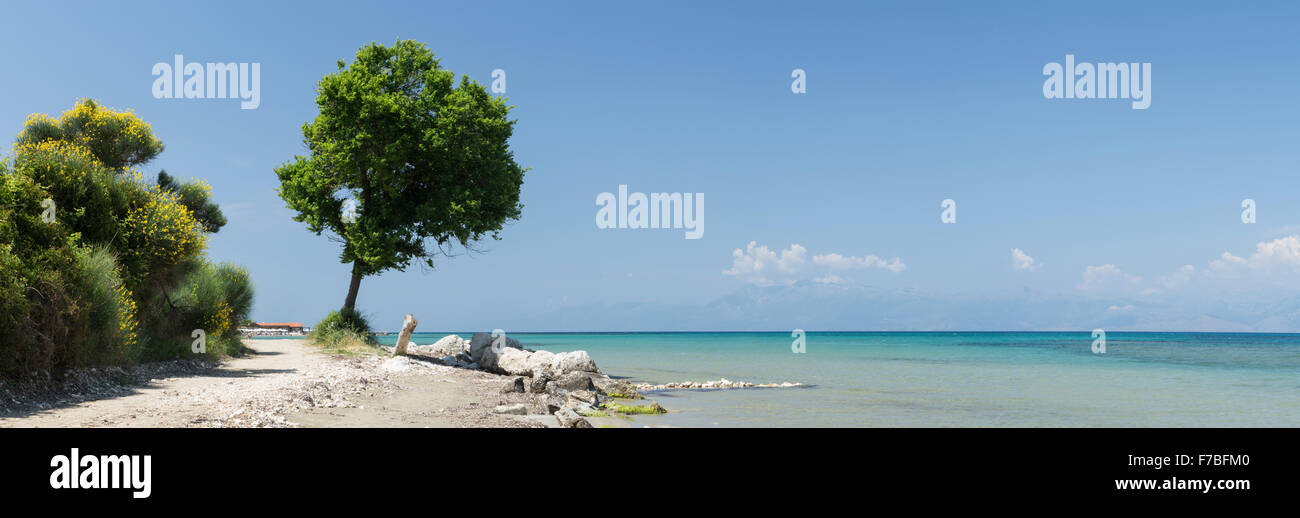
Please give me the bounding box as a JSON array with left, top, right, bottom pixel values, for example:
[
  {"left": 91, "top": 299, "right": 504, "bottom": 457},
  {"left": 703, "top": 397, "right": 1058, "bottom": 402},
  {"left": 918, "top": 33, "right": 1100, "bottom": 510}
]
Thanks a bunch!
[
  {"left": 15, "top": 99, "right": 163, "bottom": 170},
  {"left": 120, "top": 184, "right": 206, "bottom": 278},
  {"left": 115, "top": 285, "right": 139, "bottom": 354},
  {"left": 1, "top": 100, "right": 252, "bottom": 373}
]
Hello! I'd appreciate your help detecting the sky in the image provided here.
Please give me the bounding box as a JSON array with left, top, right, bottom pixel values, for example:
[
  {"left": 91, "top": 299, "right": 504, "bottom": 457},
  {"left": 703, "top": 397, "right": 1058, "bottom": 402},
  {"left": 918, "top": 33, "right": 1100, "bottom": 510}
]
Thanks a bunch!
[{"left": 2, "top": 1, "right": 1299, "bottom": 332}]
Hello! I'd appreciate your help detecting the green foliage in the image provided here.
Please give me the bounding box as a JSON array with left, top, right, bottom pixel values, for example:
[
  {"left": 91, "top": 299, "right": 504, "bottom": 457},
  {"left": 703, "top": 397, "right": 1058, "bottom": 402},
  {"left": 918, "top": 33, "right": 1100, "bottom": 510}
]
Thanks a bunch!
[
  {"left": 275, "top": 39, "right": 526, "bottom": 312},
  {"left": 0, "top": 100, "right": 253, "bottom": 377},
  {"left": 310, "top": 308, "right": 378, "bottom": 350},
  {"left": 0, "top": 171, "right": 88, "bottom": 375},
  {"left": 10, "top": 139, "right": 142, "bottom": 247},
  {"left": 15, "top": 99, "right": 163, "bottom": 170},
  {"left": 117, "top": 183, "right": 206, "bottom": 288},
  {"left": 65, "top": 246, "right": 137, "bottom": 365},
  {"left": 13, "top": 107, "right": 205, "bottom": 289},
  {"left": 135, "top": 261, "right": 254, "bottom": 361},
  {"left": 158, "top": 171, "right": 226, "bottom": 233},
  {"left": 601, "top": 402, "right": 668, "bottom": 415}
]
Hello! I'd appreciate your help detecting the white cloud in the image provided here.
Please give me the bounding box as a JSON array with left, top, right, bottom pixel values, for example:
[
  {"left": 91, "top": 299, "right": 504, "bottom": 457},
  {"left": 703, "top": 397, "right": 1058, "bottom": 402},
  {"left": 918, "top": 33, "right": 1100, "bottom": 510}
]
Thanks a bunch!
[
  {"left": 812, "top": 253, "right": 906, "bottom": 273},
  {"left": 1011, "top": 248, "right": 1040, "bottom": 272},
  {"left": 1080, "top": 235, "right": 1300, "bottom": 296},
  {"left": 1208, "top": 252, "right": 1247, "bottom": 271},
  {"left": 813, "top": 274, "right": 845, "bottom": 285},
  {"left": 721, "top": 241, "right": 808, "bottom": 286},
  {"left": 1078, "top": 264, "right": 1142, "bottom": 292},
  {"left": 1205, "top": 236, "right": 1300, "bottom": 273},
  {"left": 724, "top": 242, "right": 905, "bottom": 285},
  {"left": 1241, "top": 235, "right": 1300, "bottom": 270},
  {"left": 1159, "top": 264, "right": 1195, "bottom": 290}
]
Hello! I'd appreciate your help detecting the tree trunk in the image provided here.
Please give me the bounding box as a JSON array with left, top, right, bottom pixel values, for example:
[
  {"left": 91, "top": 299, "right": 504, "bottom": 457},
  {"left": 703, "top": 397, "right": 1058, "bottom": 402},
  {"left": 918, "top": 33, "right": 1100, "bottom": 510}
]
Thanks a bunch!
[{"left": 342, "top": 262, "right": 363, "bottom": 312}]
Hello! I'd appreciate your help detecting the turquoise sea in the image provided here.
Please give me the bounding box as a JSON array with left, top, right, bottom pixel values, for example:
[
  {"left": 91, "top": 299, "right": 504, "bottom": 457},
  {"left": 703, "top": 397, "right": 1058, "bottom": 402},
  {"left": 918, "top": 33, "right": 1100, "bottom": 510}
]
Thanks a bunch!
[{"left": 366, "top": 331, "right": 1300, "bottom": 427}]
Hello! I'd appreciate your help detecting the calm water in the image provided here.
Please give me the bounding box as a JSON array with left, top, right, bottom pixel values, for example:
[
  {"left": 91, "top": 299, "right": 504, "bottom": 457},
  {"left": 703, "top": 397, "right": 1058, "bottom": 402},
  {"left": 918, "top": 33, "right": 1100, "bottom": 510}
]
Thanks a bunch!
[{"left": 368, "top": 331, "right": 1300, "bottom": 427}]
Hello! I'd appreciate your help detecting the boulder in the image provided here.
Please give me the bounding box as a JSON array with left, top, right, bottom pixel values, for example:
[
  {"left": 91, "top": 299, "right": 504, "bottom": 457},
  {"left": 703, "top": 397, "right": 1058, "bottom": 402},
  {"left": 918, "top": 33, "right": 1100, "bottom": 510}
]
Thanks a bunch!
[
  {"left": 481, "top": 346, "right": 534, "bottom": 376},
  {"left": 550, "top": 350, "right": 599, "bottom": 375},
  {"left": 393, "top": 314, "right": 418, "bottom": 355},
  {"left": 566, "top": 389, "right": 598, "bottom": 407},
  {"left": 549, "top": 371, "right": 595, "bottom": 393},
  {"left": 554, "top": 407, "right": 593, "bottom": 428},
  {"left": 428, "top": 334, "right": 468, "bottom": 357},
  {"left": 544, "top": 395, "right": 566, "bottom": 414},
  {"left": 469, "top": 331, "right": 524, "bottom": 364},
  {"left": 501, "top": 377, "right": 525, "bottom": 394},
  {"left": 523, "top": 350, "right": 556, "bottom": 377},
  {"left": 479, "top": 346, "right": 567, "bottom": 378},
  {"left": 528, "top": 374, "right": 550, "bottom": 394},
  {"left": 593, "top": 376, "right": 640, "bottom": 399}
]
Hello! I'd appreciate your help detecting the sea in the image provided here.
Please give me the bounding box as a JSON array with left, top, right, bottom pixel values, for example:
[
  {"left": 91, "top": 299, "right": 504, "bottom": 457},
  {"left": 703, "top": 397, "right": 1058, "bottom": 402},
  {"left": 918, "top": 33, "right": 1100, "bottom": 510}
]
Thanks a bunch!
[{"left": 362, "top": 331, "right": 1300, "bottom": 427}]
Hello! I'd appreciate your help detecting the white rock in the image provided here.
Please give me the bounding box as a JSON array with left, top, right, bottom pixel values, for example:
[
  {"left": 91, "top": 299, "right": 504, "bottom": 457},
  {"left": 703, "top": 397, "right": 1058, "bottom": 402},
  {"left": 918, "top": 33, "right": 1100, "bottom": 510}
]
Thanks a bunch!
[
  {"left": 469, "top": 332, "right": 524, "bottom": 364},
  {"left": 550, "top": 350, "right": 598, "bottom": 375},
  {"left": 487, "top": 347, "right": 535, "bottom": 376},
  {"left": 428, "top": 334, "right": 468, "bottom": 357},
  {"left": 524, "top": 350, "right": 556, "bottom": 376}
]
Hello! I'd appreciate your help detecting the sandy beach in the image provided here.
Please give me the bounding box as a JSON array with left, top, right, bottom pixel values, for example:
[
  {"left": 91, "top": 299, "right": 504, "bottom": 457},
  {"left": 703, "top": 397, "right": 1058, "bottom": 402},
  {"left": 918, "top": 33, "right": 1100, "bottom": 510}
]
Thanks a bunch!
[{"left": 0, "top": 338, "right": 597, "bottom": 428}]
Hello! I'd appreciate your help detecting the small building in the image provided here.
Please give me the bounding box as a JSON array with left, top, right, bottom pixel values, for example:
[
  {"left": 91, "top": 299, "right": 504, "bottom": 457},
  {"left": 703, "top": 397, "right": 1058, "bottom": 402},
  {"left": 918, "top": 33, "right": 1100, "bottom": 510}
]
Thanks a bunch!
[{"left": 253, "top": 322, "right": 304, "bottom": 333}]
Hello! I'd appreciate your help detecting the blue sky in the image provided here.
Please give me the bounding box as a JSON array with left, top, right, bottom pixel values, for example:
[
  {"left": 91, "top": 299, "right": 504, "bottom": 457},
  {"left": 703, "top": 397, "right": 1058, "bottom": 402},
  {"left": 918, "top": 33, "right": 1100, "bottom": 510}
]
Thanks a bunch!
[{"left": 3, "top": 1, "right": 1299, "bottom": 331}]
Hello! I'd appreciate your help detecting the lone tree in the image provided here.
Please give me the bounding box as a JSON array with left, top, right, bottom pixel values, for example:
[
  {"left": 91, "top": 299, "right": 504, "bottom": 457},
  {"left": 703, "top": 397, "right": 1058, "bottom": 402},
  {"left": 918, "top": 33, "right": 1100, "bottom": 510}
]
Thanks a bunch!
[{"left": 276, "top": 40, "right": 525, "bottom": 313}]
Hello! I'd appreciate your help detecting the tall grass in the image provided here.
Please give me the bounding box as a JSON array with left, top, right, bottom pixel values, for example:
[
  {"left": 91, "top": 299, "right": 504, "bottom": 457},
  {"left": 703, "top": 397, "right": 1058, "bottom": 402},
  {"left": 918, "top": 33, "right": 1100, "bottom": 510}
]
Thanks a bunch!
[{"left": 309, "top": 308, "right": 379, "bottom": 354}]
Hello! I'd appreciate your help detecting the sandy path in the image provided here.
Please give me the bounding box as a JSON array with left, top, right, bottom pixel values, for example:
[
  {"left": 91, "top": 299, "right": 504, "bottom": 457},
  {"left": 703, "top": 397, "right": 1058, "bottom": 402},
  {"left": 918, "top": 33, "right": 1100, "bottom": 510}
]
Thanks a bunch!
[
  {"left": 0, "top": 339, "right": 548, "bottom": 428},
  {"left": 1, "top": 339, "right": 331, "bottom": 428}
]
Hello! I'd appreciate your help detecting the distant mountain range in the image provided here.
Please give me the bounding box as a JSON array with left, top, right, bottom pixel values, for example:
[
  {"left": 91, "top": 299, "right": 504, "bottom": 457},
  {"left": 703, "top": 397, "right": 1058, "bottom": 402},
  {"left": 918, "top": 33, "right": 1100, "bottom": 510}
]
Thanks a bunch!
[{"left": 504, "top": 282, "right": 1300, "bottom": 333}]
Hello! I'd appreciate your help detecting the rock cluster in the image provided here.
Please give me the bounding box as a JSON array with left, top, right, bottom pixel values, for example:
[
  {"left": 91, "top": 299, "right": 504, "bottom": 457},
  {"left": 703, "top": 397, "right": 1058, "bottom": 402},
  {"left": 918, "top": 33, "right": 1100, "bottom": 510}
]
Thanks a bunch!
[
  {"left": 392, "top": 332, "right": 666, "bottom": 428},
  {"left": 464, "top": 332, "right": 601, "bottom": 378}
]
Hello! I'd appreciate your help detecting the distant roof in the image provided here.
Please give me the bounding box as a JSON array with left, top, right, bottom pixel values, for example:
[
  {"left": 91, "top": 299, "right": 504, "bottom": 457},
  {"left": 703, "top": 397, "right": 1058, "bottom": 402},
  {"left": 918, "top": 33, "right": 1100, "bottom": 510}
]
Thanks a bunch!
[{"left": 256, "top": 322, "right": 304, "bottom": 327}]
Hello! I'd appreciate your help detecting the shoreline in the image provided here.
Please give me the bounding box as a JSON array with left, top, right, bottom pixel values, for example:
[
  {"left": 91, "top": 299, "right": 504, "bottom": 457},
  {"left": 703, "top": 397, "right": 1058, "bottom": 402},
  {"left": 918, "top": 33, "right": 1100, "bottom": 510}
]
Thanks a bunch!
[{"left": 0, "top": 337, "right": 670, "bottom": 428}]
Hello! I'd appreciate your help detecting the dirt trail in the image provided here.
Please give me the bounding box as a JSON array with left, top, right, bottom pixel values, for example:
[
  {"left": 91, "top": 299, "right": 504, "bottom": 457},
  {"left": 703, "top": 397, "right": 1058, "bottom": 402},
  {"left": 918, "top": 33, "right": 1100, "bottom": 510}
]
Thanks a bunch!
[
  {"left": 1, "top": 339, "right": 330, "bottom": 427},
  {"left": 0, "top": 338, "right": 547, "bottom": 428}
]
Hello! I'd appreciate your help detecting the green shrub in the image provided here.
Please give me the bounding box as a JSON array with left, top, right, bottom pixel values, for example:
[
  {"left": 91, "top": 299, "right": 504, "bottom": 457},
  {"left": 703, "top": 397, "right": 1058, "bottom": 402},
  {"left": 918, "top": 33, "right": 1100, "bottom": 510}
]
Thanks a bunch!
[
  {"left": 64, "top": 246, "right": 135, "bottom": 366},
  {"left": 0, "top": 171, "right": 84, "bottom": 376},
  {"left": 0, "top": 100, "right": 256, "bottom": 377},
  {"left": 16, "top": 100, "right": 163, "bottom": 171},
  {"left": 158, "top": 171, "right": 226, "bottom": 233},
  {"left": 310, "top": 308, "right": 378, "bottom": 350},
  {"left": 133, "top": 260, "right": 255, "bottom": 361}
]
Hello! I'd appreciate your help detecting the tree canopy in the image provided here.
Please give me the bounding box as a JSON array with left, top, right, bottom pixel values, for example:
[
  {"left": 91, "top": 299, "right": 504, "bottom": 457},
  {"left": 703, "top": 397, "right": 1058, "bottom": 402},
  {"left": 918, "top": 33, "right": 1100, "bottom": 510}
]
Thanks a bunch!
[{"left": 275, "top": 40, "right": 525, "bottom": 312}]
